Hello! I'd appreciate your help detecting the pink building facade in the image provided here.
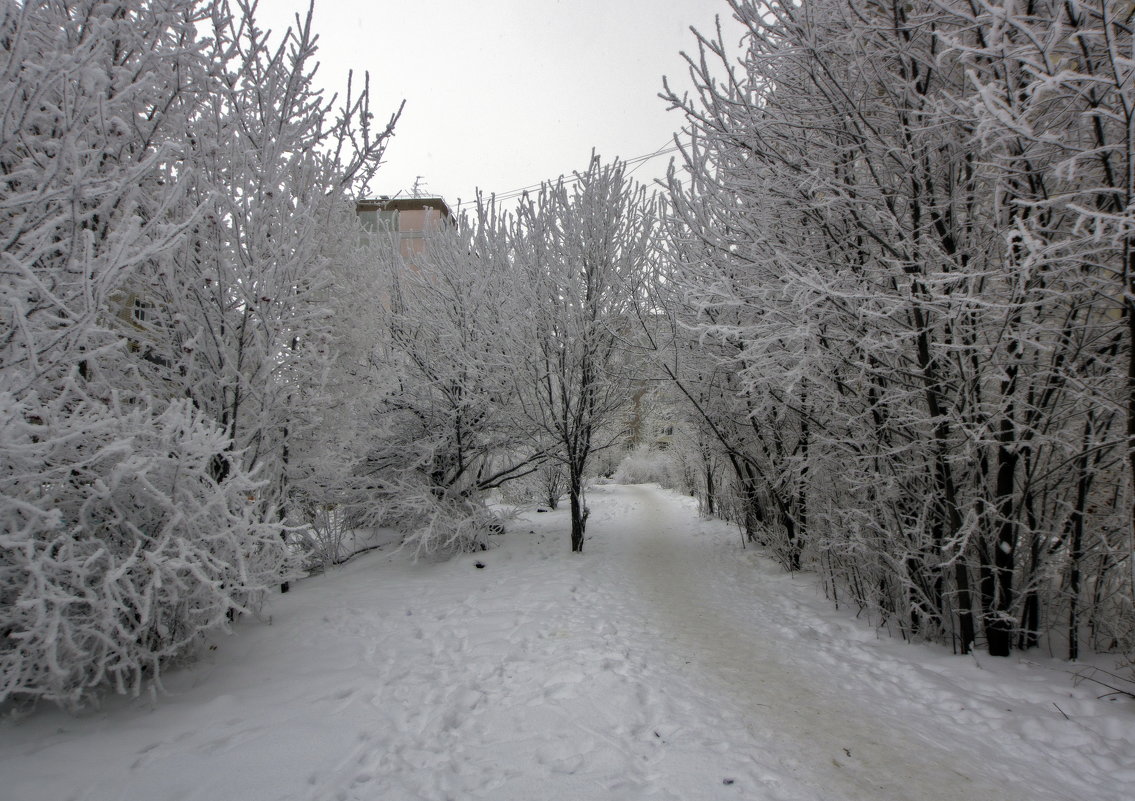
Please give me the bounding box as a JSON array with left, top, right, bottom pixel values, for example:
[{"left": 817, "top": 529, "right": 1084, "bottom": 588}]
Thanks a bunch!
[{"left": 356, "top": 196, "right": 453, "bottom": 266}]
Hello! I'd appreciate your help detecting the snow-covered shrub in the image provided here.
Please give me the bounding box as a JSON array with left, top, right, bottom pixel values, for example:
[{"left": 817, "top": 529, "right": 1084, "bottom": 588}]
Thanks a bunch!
[
  {"left": 613, "top": 446, "right": 684, "bottom": 490},
  {"left": 498, "top": 462, "right": 566, "bottom": 510},
  {"left": 285, "top": 471, "right": 399, "bottom": 571},
  {"left": 590, "top": 447, "right": 624, "bottom": 480},
  {"left": 389, "top": 494, "right": 495, "bottom": 557},
  {"left": 537, "top": 464, "right": 567, "bottom": 509},
  {"left": 0, "top": 392, "right": 289, "bottom": 708},
  {"left": 285, "top": 453, "right": 387, "bottom": 571},
  {"left": 0, "top": 0, "right": 400, "bottom": 707},
  {"left": 496, "top": 478, "right": 538, "bottom": 507},
  {"left": 287, "top": 504, "right": 350, "bottom": 572}
]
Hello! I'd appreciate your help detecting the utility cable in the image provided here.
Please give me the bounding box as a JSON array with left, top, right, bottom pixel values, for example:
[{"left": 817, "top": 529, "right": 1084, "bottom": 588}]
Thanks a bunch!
[{"left": 454, "top": 141, "right": 681, "bottom": 209}]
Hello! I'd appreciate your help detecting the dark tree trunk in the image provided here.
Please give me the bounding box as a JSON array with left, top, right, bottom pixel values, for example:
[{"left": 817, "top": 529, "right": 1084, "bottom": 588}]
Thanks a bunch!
[
  {"left": 909, "top": 290, "right": 976, "bottom": 651},
  {"left": 569, "top": 481, "right": 587, "bottom": 553},
  {"left": 567, "top": 456, "right": 588, "bottom": 553},
  {"left": 1067, "top": 441, "right": 1092, "bottom": 661},
  {"left": 985, "top": 330, "right": 1021, "bottom": 656},
  {"left": 792, "top": 401, "right": 809, "bottom": 572},
  {"left": 1127, "top": 244, "right": 1135, "bottom": 649},
  {"left": 704, "top": 452, "right": 716, "bottom": 516},
  {"left": 781, "top": 511, "right": 801, "bottom": 572},
  {"left": 953, "top": 562, "right": 977, "bottom": 655},
  {"left": 1018, "top": 480, "right": 1041, "bottom": 650}
]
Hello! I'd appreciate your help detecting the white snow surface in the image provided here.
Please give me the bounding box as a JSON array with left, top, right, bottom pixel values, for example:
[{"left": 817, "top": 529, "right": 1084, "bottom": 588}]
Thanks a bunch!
[{"left": 2, "top": 483, "right": 1132, "bottom": 801}]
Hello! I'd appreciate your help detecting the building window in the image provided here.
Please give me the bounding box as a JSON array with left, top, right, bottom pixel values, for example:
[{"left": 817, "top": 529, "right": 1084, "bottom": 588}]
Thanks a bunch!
[{"left": 132, "top": 298, "right": 153, "bottom": 324}]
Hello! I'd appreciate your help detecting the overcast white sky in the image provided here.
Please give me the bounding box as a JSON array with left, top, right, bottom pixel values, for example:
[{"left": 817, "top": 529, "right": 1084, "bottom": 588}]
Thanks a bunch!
[{"left": 257, "top": 0, "right": 743, "bottom": 209}]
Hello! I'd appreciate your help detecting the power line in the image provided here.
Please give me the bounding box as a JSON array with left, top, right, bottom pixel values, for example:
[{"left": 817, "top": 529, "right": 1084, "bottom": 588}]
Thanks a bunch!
[
  {"left": 454, "top": 142, "right": 681, "bottom": 209},
  {"left": 626, "top": 140, "right": 680, "bottom": 178}
]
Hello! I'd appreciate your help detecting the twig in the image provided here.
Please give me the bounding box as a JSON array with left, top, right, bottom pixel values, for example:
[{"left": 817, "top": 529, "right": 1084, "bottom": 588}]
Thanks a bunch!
[
  {"left": 1072, "top": 667, "right": 1135, "bottom": 700},
  {"left": 1020, "top": 659, "right": 1135, "bottom": 701}
]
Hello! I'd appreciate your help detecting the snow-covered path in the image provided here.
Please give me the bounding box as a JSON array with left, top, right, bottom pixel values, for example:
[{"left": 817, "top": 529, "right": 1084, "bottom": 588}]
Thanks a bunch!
[
  {"left": 600, "top": 485, "right": 1072, "bottom": 800},
  {"left": 1, "top": 484, "right": 1131, "bottom": 800}
]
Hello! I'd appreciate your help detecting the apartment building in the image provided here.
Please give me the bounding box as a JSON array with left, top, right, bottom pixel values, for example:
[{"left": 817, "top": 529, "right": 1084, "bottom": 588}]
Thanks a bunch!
[{"left": 356, "top": 195, "right": 453, "bottom": 266}]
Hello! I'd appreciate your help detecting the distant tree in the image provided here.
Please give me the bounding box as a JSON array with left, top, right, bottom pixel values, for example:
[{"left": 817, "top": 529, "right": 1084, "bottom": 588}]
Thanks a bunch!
[{"left": 276, "top": 209, "right": 391, "bottom": 570}]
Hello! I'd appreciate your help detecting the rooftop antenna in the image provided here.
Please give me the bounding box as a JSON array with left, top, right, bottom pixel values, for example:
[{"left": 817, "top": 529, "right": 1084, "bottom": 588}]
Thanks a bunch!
[{"left": 411, "top": 175, "right": 427, "bottom": 197}]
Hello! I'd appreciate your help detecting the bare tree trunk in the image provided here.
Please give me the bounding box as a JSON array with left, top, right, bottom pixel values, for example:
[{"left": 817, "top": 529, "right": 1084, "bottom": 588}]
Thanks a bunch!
[{"left": 569, "top": 473, "right": 587, "bottom": 553}]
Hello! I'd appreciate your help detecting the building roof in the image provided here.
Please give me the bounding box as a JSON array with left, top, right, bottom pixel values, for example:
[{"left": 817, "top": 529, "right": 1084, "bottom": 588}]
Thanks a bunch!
[{"left": 357, "top": 196, "right": 453, "bottom": 220}]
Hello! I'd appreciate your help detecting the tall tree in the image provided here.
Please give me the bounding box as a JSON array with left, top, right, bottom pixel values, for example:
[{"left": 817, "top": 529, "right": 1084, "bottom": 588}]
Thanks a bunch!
[
  {"left": 122, "top": 0, "right": 400, "bottom": 527},
  {"left": 0, "top": 0, "right": 401, "bottom": 706},
  {"left": 661, "top": 0, "right": 1132, "bottom": 658}
]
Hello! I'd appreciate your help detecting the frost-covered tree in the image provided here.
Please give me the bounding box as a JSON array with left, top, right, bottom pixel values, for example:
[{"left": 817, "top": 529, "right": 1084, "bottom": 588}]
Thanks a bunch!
[
  {"left": 663, "top": 0, "right": 1133, "bottom": 658},
  {"left": 119, "top": 1, "right": 399, "bottom": 537},
  {"left": 943, "top": 0, "right": 1135, "bottom": 659},
  {"left": 0, "top": 0, "right": 399, "bottom": 706},
  {"left": 361, "top": 202, "right": 546, "bottom": 555},
  {"left": 512, "top": 157, "right": 660, "bottom": 552}
]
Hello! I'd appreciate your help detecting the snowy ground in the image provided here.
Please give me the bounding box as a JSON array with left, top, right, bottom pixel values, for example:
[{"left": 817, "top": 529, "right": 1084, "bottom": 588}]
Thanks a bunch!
[{"left": 1, "top": 483, "right": 1132, "bottom": 801}]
